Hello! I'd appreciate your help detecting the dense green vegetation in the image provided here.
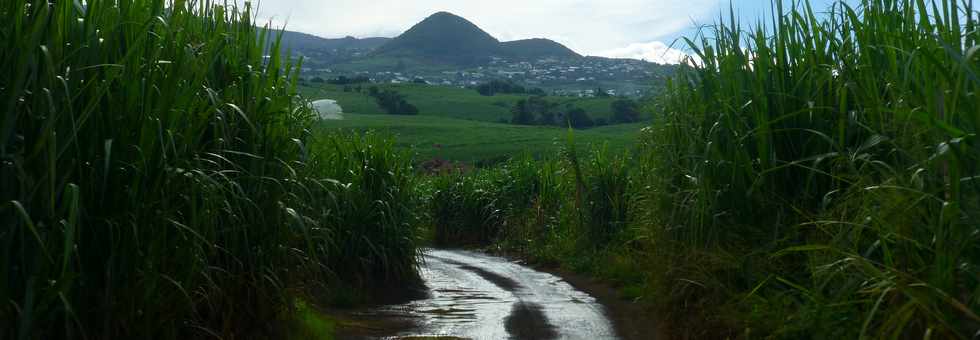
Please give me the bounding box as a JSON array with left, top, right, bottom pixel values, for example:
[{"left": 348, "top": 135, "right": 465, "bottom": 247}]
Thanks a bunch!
[
  {"left": 316, "top": 114, "right": 644, "bottom": 163},
  {"left": 426, "top": 0, "right": 980, "bottom": 338},
  {"left": 366, "top": 86, "right": 420, "bottom": 115},
  {"left": 299, "top": 83, "right": 627, "bottom": 123},
  {"left": 609, "top": 98, "right": 642, "bottom": 123},
  {"left": 651, "top": 0, "right": 979, "bottom": 336},
  {"left": 509, "top": 96, "right": 642, "bottom": 128},
  {"left": 1, "top": 1, "right": 420, "bottom": 339},
  {"left": 300, "top": 82, "right": 641, "bottom": 163},
  {"left": 475, "top": 79, "right": 547, "bottom": 96}
]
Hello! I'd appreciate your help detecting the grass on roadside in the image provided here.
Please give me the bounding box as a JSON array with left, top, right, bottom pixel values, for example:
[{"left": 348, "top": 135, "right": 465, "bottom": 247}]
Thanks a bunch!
[
  {"left": 0, "top": 1, "right": 421, "bottom": 338},
  {"left": 647, "top": 0, "right": 979, "bottom": 337},
  {"left": 422, "top": 1, "right": 980, "bottom": 338}
]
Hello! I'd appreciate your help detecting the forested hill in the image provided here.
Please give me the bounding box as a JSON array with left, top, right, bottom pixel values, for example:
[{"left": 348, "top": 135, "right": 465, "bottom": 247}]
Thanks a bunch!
[{"left": 374, "top": 12, "right": 580, "bottom": 65}]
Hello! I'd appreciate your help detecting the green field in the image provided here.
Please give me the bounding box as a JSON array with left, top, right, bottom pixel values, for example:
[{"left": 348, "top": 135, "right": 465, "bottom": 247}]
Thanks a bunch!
[
  {"left": 299, "top": 83, "right": 625, "bottom": 122},
  {"left": 301, "top": 83, "right": 642, "bottom": 163},
  {"left": 316, "top": 114, "right": 644, "bottom": 163}
]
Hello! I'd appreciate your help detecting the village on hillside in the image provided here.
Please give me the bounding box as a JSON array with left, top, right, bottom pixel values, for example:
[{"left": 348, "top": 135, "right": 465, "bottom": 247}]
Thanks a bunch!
[{"left": 300, "top": 55, "right": 671, "bottom": 97}]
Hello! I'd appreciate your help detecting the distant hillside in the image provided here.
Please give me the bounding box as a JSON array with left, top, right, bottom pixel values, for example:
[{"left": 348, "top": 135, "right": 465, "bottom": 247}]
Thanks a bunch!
[
  {"left": 374, "top": 12, "right": 580, "bottom": 65},
  {"left": 273, "top": 11, "right": 675, "bottom": 94},
  {"left": 260, "top": 29, "right": 390, "bottom": 66},
  {"left": 276, "top": 30, "right": 389, "bottom": 52},
  {"left": 501, "top": 38, "right": 580, "bottom": 59}
]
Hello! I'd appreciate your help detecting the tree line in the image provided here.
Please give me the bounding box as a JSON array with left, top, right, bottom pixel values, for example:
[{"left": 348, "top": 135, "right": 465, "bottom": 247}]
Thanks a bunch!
[
  {"left": 475, "top": 79, "right": 547, "bottom": 96},
  {"left": 308, "top": 75, "right": 372, "bottom": 85},
  {"left": 367, "top": 86, "right": 419, "bottom": 115},
  {"left": 510, "top": 96, "right": 642, "bottom": 129}
]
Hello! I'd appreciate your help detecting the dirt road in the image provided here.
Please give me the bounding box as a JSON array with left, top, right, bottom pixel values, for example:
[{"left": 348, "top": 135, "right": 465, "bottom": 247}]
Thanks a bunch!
[{"left": 339, "top": 249, "right": 619, "bottom": 339}]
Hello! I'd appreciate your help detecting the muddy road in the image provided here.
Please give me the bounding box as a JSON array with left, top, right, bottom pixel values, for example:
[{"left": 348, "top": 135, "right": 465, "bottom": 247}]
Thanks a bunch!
[{"left": 339, "top": 249, "right": 619, "bottom": 339}]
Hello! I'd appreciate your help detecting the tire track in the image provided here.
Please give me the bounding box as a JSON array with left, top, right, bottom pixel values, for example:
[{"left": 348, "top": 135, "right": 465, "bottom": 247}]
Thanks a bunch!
[{"left": 343, "top": 249, "right": 616, "bottom": 339}]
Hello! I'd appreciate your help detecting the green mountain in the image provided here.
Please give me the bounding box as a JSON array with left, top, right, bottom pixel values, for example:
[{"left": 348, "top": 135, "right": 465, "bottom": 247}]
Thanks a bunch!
[
  {"left": 501, "top": 38, "right": 581, "bottom": 60},
  {"left": 374, "top": 12, "right": 580, "bottom": 65},
  {"left": 374, "top": 12, "right": 503, "bottom": 65}
]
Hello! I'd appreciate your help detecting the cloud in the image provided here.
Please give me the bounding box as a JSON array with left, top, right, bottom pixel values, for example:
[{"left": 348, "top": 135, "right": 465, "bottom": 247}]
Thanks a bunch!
[{"left": 598, "top": 41, "right": 690, "bottom": 64}]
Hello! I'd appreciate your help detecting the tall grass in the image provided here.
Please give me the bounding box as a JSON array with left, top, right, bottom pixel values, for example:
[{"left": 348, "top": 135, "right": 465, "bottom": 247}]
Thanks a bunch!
[
  {"left": 645, "top": 0, "right": 979, "bottom": 337},
  {"left": 430, "top": 170, "right": 506, "bottom": 246},
  {"left": 0, "top": 0, "right": 419, "bottom": 338},
  {"left": 427, "top": 144, "right": 633, "bottom": 258},
  {"left": 423, "top": 0, "right": 979, "bottom": 337},
  {"left": 307, "top": 132, "right": 421, "bottom": 288},
  {"left": 566, "top": 144, "right": 632, "bottom": 247}
]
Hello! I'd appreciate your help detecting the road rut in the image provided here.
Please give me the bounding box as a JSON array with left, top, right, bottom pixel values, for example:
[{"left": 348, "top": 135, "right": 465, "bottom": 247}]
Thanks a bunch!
[{"left": 341, "top": 249, "right": 618, "bottom": 339}]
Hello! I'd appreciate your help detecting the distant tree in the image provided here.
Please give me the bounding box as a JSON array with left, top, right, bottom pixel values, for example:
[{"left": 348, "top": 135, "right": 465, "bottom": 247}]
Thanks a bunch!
[
  {"left": 476, "top": 84, "right": 492, "bottom": 96},
  {"left": 527, "top": 87, "right": 547, "bottom": 96},
  {"left": 413, "top": 78, "right": 427, "bottom": 84},
  {"left": 564, "top": 106, "right": 594, "bottom": 128},
  {"left": 510, "top": 99, "right": 536, "bottom": 125},
  {"left": 511, "top": 95, "right": 587, "bottom": 126},
  {"left": 594, "top": 117, "right": 609, "bottom": 126},
  {"left": 610, "top": 99, "right": 641, "bottom": 123},
  {"left": 476, "top": 79, "right": 527, "bottom": 96},
  {"left": 311, "top": 76, "right": 325, "bottom": 83},
  {"left": 332, "top": 76, "right": 349, "bottom": 85},
  {"left": 530, "top": 96, "right": 554, "bottom": 113},
  {"left": 328, "top": 75, "right": 370, "bottom": 85},
  {"left": 367, "top": 86, "right": 380, "bottom": 97},
  {"left": 369, "top": 88, "right": 418, "bottom": 115},
  {"left": 400, "top": 102, "right": 420, "bottom": 115},
  {"left": 594, "top": 87, "right": 611, "bottom": 98},
  {"left": 537, "top": 110, "right": 556, "bottom": 126},
  {"left": 511, "top": 96, "right": 562, "bottom": 126}
]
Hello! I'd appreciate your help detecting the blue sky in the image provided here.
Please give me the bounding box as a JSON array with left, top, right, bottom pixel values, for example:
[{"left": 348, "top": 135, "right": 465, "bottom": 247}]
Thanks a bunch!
[{"left": 252, "top": 0, "right": 843, "bottom": 63}]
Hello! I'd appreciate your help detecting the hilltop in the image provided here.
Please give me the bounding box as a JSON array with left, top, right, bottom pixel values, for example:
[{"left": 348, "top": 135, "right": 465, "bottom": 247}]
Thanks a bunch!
[{"left": 374, "top": 12, "right": 502, "bottom": 65}]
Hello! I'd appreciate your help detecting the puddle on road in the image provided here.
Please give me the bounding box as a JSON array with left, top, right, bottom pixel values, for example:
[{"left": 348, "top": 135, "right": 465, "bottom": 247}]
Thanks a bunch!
[
  {"left": 338, "top": 249, "right": 617, "bottom": 340},
  {"left": 505, "top": 302, "right": 558, "bottom": 340}
]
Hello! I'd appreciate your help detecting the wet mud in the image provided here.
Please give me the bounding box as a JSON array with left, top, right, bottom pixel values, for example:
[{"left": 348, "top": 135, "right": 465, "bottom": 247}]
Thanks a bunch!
[{"left": 337, "top": 249, "right": 617, "bottom": 339}]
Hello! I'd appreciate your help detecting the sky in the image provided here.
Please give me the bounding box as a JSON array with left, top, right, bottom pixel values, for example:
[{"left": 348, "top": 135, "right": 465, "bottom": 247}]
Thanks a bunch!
[{"left": 250, "top": 0, "right": 839, "bottom": 64}]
